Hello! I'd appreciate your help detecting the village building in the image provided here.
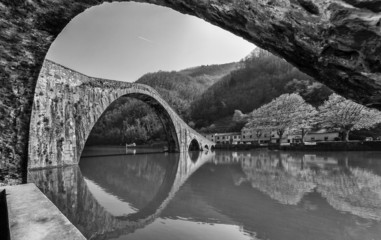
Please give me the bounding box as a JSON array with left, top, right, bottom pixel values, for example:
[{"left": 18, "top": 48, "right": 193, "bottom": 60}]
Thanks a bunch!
[
  {"left": 240, "top": 128, "right": 274, "bottom": 144},
  {"left": 203, "top": 128, "right": 340, "bottom": 145},
  {"left": 213, "top": 132, "right": 241, "bottom": 144},
  {"left": 304, "top": 129, "right": 340, "bottom": 142}
]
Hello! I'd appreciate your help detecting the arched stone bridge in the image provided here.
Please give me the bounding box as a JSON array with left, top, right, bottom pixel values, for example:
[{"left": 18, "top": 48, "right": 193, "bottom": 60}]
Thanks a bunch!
[{"left": 28, "top": 60, "right": 214, "bottom": 169}]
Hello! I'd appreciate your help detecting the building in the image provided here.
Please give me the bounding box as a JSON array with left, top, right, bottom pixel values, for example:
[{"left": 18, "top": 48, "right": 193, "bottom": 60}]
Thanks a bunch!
[
  {"left": 304, "top": 129, "right": 339, "bottom": 142},
  {"left": 203, "top": 128, "right": 339, "bottom": 146},
  {"left": 240, "top": 128, "right": 273, "bottom": 144},
  {"left": 203, "top": 132, "right": 241, "bottom": 144},
  {"left": 203, "top": 133, "right": 215, "bottom": 143},
  {"left": 214, "top": 132, "right": 241, "bottom": 144}
]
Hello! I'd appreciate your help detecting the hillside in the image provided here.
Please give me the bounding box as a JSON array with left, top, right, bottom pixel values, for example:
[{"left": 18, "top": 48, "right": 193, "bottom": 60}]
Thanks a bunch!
[
  {"left": 190, "top": 50, "right": 333, "bottom": 130},
  {"left": 87, "top": 62, "right": 240, "bottom": 145},
  {"left": 136, "top": 62, "right": 240, "bottom": 120}
]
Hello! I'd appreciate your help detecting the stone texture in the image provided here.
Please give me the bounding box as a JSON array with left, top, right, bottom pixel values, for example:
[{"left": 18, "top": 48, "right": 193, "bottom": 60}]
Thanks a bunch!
[
  {"left": 29, "top": 150, "right": 215, "bottom": 239},
  {"left": 28, "top": 60, "right": 214, "bottom": 169},
  {"left": 0, "top": 183, "right": 86, "bottom": 240},
  {"left": 1, "top": 0, "right": 381, "bottom": 182}
]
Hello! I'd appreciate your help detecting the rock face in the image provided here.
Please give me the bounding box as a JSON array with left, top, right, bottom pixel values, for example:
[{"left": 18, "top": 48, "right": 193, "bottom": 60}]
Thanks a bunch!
[
  {"left": 1, "top": 0, "right": 381, "bottom": 183},
  {"left": 28, "top": 60, "right": 213, "bottom": 169}
]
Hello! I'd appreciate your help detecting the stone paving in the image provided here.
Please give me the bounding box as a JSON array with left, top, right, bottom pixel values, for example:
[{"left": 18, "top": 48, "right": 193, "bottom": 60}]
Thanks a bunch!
[{"left": 0, "top": 183, "right": 86, "bottom": 240}]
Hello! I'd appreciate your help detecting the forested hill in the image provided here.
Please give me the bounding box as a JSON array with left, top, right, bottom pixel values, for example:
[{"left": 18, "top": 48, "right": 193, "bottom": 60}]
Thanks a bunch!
[
  {"left": 136, "top": 62, "right": 240, "bottom": 121},
  {"left": 190, "top": 50, "right": 333, "bottom": 129},
  {"left": 179, "top": 62, "right": 240, "bottom": 83}
]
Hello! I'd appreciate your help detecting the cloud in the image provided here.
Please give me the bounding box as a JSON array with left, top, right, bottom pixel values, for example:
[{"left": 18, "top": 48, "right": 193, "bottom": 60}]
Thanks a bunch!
[{"left": 138, "top": 36, "right": 154, "bottom": 44}]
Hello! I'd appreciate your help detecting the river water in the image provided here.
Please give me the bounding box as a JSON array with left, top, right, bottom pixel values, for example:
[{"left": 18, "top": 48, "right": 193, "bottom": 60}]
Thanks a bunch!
[{"left": 29, "top": 148, "right": 381, "bottom": 240}]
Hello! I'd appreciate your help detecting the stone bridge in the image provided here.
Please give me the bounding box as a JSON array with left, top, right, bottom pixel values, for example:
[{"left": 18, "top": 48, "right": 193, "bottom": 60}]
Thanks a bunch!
[{"left": 28, "top": 60, "right": 214, "bottom": 169}]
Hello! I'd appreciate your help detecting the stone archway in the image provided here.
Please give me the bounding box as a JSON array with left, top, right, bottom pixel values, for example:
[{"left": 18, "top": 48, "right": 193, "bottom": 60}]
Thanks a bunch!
[
  {"left": 188, "top": 139, "right": 201, "bottom": 152},
  {"left": 28, "top": 60, "right": 213, "bottom": 169},
  {"left": 1, "top": 0, "right": 381, "bottom": 182}
]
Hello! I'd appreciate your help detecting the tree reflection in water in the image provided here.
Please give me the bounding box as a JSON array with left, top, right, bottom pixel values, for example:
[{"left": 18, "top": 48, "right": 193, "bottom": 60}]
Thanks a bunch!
[{"left": 213, "top": 151, "right": 381, "bottom": 220}]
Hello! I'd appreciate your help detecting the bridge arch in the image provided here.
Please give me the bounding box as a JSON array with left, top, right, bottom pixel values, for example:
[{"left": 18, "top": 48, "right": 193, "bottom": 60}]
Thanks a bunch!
[
  {"left": 28, "top": 60, "right": 214, "bottom": 169},
  {"left": 188, "top": 139, "right": 201, "bottom": 152}
]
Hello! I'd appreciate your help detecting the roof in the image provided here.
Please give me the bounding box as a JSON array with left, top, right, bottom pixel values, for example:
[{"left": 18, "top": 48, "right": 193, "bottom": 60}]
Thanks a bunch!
[
  {"left": 308, "top": 129, "right": 338, "bottom": 134},
  {"left": 213, "top": 132, "right": 241, "bottom": 136}
]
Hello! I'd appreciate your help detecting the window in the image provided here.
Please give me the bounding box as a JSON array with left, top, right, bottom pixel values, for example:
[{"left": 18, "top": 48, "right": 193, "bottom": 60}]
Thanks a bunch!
[
  {"left": 217, "top": 137, "right": 220, "bottom": 140},
  {"left": 243, "top": 136, "right": 245, "bottom": 139},
  {"left": 250, "top": 135, "right": 252, "bottom": 138},
  {"left": 311, "top": 137, "right": 315, "bottom": 141},
  {"left": 324, "top": 137, "right": 328, "bottom": 141}
]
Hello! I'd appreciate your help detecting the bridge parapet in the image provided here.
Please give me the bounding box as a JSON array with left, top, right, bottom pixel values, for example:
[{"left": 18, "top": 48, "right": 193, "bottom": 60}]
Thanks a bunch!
[{"left": 28, "top": 60, "right": 214, "bottom": 169}]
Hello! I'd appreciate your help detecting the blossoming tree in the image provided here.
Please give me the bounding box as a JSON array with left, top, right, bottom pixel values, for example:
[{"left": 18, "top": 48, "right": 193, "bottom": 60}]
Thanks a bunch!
[
  {"left": 245, "top": 93, "right": 317, "bottom": 145},
  {"left": 317, "top": 94, "right": 381, "bottom": 141}
]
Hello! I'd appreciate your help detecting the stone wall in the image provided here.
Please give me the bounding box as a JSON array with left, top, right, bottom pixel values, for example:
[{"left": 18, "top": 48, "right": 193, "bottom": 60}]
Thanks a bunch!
[{"left": 1, "top": 0, "right": 381, "bottom": 184}]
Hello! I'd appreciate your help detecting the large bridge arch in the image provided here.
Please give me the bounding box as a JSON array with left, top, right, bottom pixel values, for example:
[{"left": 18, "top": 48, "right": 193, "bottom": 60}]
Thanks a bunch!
[
  {"left": 28, "top": 60, "right": 214, "bottom": 169},
  {"left": 1, "top": 0, "right": 381, "bottom": 181}
]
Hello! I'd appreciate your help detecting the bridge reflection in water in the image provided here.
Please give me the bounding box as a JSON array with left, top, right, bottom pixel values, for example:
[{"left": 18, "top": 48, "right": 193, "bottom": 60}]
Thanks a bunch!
[{"left": 29, "top": 150, "right": 381, "bottom": 240}]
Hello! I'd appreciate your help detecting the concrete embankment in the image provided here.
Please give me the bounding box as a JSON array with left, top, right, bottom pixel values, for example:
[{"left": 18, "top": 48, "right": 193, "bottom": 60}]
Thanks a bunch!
[
  {"left": 215, "top": 141, "right": 381, "bottom": 151},
  {"left": 0, "top": 183, "right": 85, "bottom": 240}
]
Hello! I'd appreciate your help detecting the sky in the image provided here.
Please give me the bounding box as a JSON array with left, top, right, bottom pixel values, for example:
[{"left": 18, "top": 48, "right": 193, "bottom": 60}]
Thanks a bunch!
[{"left": 47, "top": 2, "right": 255, "bottom": 82}]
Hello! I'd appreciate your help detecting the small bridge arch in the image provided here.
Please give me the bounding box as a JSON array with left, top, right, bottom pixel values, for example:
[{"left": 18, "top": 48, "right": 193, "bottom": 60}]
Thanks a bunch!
[
  {"left": 28, "top": 60, "right": 214, "bottom": 169},
  {"left": 188, "top": 139, "right": 201, "bottom": 152}
]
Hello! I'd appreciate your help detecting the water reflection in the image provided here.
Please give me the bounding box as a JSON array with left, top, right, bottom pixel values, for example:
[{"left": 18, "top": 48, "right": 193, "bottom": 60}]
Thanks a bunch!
[
  {"left": 29, "top": 151, "right": 214, "bottom": 240},
  {"left": 213, "top": 151, "right": 381, "bottom": 221},
  {"left": 80, "top": 154, "right": 178, "bottom": 216},
  {"left": 29, "top": 150, "right": 381, "bottom": 240}
]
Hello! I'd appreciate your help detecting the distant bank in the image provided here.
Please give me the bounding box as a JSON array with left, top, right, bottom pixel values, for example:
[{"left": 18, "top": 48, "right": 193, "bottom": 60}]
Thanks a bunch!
[{"left": 215, "top": 141, "right": 381, "bottom": 151}]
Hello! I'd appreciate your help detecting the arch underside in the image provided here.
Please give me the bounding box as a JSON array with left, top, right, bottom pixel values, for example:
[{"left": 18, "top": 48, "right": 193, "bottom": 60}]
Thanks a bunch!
[
  {"left": 124, "top": 93, "right": 179, "bottom": 153},
  {"left": 27, "top": 60, "right": 214, "bottom": 169}
]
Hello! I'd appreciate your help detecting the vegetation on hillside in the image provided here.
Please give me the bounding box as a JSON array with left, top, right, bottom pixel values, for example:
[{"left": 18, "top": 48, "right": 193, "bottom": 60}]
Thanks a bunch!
[{"left": 190, "top": 50, "right": 332, "bottom": 129}]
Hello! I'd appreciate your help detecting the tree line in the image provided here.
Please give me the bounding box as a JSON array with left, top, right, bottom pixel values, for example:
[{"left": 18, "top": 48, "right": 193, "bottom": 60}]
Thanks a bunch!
[{"left": 235, "top": 93, "right": 381, "bottom": 144}]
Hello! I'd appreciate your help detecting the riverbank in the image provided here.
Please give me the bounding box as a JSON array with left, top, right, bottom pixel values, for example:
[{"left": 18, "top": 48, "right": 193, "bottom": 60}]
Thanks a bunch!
[
  {"left": 0, "top": 184, "right": 85, "bottom": 240},
  {"left": 215, "top": 141, "right": 381, "bottom": 151}
]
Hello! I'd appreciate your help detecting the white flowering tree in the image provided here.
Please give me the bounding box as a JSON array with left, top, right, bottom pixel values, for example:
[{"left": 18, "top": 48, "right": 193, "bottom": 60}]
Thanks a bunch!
[
  {"left": 318, "top": 94, "right": 381, "bottom": 141},
  {"left": 245, "top": 93, "right": 317, "bottom": 145}
]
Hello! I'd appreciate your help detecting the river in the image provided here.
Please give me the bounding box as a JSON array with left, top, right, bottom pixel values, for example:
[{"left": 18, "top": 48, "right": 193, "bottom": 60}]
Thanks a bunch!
[{"left": 29, "top": 148, "right": 381, "bottom": 240}]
